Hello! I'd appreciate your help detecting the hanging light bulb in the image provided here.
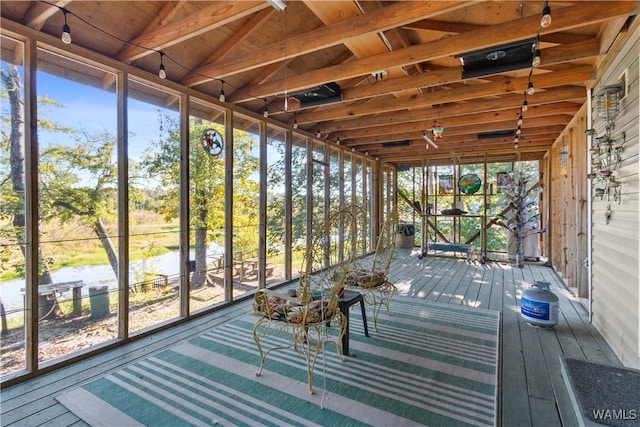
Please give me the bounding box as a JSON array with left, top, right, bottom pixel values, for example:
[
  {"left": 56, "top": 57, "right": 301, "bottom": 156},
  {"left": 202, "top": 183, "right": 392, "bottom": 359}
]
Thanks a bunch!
[
  {"left": 219, "top": 80, "right": 225, "bottom": 102},
  {"left": 61, "top": 8, "right": 72, "bottom": 44},
  {"left": 293, "top": 114, "right": 298, "bottom": 129},
  {"left": 532, "top": 49, "right": 541, "bottom": 67},
  {"left": 521, "top": 100, "right": 528, "bottom": 112},
  {"left": 540, "top": 1, "right": 552, "bottom": 28},
  {"left": 516, "top": 126, "right": 522, "bottom": 135},
  {"left": 517, "top": 115, "right": 523, "bottom": 126},
  {"left": 263, "top": 101, "right": 269, "bottom": 118},
  {"left": 526, "top": 81, "right": 535, "bottom": 96},
  {"left": 316, "top": 129, "right": 321, "bottom": 138},
  {"left": 158, "top": 52, "right": 167, "bottom": 79}
]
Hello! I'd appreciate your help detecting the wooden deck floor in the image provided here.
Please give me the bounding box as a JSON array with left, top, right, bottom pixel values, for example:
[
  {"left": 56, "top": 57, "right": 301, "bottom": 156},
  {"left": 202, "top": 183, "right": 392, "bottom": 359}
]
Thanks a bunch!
[{"left": 1, "top": 250, "right": 622, "bottom": 426}]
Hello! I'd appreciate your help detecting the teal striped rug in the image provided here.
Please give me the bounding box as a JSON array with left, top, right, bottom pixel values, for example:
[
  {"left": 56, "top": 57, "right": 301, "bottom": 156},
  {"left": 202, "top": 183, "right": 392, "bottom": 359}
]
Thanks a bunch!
[{"left": 57, "top": 297, "right": 500, "bottom": 426}]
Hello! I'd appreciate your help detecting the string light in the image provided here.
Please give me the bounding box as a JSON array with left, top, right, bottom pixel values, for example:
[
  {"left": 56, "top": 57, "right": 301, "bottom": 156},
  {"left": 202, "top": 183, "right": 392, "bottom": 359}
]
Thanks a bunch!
[
  {"left": 532, "top": 49, "right": 541, "bottom": 67},
  {"left": 44, "top": 2, "right": 364, "bottom": 145},
  {"left": 512, "top": 4, "right": 551, "bottom": 153},
  {"left": 158, "top": 52, "right": 166, "bottom": 79},
  {"left": 61, "top": 8, "right": 72, "bottom": 44},
  {"left": 219, "top": 80, "right": 225, "bottom": 102},
  {"left": 526, "top": 81, "right": 535, "bottom": 95},
  {"left": 540, "top": 1, "right": 552, "bottom": 28},
  {"left": 292, "top": 113, "right": 298, "bottom": 129}
]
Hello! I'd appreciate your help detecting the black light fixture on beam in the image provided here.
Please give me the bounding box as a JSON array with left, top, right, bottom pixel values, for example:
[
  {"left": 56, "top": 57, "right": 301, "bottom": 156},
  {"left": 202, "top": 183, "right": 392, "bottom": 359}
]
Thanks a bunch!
[
  {"left": 381, "top": 140, "right": 410, "bottom": 148},
  {"left": 456, "top": 38, "right": 537, "bottom": 80},
  {"left": 287, "top": 83, "right": 342, "bottom": 108},
  {"left": 478, "top": 130, "right": 515, "bottom": 140}
]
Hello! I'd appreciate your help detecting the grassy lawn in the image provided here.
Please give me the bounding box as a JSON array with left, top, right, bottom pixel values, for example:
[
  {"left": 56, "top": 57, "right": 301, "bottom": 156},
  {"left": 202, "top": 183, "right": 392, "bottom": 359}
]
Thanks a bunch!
[{"left": 1, "top": 210, "right": 182, "bottom": 280}]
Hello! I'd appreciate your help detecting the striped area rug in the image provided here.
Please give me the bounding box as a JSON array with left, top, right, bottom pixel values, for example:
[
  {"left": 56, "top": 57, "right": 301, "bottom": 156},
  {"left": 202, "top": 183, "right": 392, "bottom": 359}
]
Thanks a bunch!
[{"left": 56, "top": 297, "right": 500, "bottom": 426}]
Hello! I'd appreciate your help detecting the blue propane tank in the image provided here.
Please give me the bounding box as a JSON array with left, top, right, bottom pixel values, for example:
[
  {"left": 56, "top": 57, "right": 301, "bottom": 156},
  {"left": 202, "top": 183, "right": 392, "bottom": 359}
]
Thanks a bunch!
[{"left": 520, "top": 281, "right": 559, "bottom": 327}]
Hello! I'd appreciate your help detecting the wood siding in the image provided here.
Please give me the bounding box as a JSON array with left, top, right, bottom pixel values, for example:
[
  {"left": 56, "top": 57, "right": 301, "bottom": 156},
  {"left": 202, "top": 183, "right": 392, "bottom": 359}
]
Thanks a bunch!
[
  {"left": 590, "top": 23, "right": 640, "bottom": 369},
  {"left": 548, "top": 105, "right": 589, "bottom": 296}
]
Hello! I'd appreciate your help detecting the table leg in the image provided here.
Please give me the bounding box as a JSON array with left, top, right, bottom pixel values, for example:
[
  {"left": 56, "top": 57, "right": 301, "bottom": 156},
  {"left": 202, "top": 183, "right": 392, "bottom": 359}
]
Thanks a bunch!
[
  {"left": 72, "top": 287, "right": 82, "bottom": 316},
  {"left": 359, "top": 298, "right": 370, "bottom": 337},
  {"left": 339, "top": 301, "right": 350, "bottom": 356}
]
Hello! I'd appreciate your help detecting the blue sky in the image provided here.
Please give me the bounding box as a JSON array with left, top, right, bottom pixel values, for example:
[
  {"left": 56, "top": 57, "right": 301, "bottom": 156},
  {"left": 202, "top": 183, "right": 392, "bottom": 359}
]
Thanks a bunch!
[{"left": 36, "top": 71, "right": 170, "bottom": 160}]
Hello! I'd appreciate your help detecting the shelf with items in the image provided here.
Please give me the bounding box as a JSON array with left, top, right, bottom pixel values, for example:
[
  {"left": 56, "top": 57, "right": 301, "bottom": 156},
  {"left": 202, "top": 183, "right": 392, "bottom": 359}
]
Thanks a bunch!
[{"left": 421, "top": 164, "right": 488, "bottom": 261}]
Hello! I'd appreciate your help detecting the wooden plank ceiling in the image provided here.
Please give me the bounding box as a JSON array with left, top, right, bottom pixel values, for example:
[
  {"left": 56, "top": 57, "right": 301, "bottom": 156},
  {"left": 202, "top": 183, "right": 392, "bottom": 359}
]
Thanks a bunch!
[{"left": 2, "top": 1, "right": 638, "bottom": 166}]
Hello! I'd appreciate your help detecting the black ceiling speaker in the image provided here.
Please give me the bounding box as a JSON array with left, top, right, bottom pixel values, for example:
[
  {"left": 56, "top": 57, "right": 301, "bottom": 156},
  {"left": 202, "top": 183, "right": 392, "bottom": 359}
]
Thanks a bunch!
[
  {"left": 478, "top": 130, "right": 516, "bottom": 139},
  {"left": 456, "top": 38, "right": 536, "bottom": 79},
  {"left": 382, "top": 140, "right": 411, "bottom": 148},
  {"left": 288, "top": 82, "right": 342, "bottom": 108}
]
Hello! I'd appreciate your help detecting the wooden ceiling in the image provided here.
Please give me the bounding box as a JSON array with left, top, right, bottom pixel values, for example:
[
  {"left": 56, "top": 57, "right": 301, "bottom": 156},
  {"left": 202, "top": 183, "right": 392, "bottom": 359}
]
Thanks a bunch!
[{"left": 2, "top": 1, "right": 638, "bottom": 165}]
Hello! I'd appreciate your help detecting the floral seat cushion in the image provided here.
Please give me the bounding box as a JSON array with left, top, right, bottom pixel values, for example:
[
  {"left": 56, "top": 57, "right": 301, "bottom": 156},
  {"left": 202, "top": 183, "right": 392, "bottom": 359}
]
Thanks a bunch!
[
  {"left": 345, "top": 269, "right": 386, "bottom": 288},
  {"left": 253, "top": 294, "right": 335, "bottom": 325}
]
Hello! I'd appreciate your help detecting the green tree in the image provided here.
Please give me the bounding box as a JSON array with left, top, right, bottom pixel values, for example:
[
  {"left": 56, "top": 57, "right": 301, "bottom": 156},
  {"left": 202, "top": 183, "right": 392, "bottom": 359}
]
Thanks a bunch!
[
  {"left": 142, "top": 116, "right": 259, "bottom": 287},
  {"left": 39, "top": 131, "right": 120, "bottom": 276},
  {"left": 2, "top": 66, "right": 129, "bottom": 318}
]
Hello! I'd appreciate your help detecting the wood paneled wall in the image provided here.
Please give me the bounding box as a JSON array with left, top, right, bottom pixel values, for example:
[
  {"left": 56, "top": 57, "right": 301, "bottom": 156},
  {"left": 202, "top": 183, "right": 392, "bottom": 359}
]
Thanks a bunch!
[{"left": 547, "top": 105, "right": 589, "bottom": 296}]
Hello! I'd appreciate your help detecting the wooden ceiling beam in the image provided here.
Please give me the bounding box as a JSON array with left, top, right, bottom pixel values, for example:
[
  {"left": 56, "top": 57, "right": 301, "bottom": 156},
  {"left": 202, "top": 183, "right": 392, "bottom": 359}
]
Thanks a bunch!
[
  {"left": 229, "top": 1, "right": 636, "bottom": 102},
  {"left": 183, "top": 1, "right": 468, "bottom": 87},
  {"left": 302, "top": 83, "right": 586, "bottom": 125},
  {"left": 319, "top": 99, "right": 581, "bottom": 132},
  {"left": 403, "top": 19, "right": 594, "bottom": 45},
  {"left": 366, "top": 137, "right": 555, "bottom": 157},
  {"left": 116, "top": 1, "right": 268, "bottom": 63},
  {"left": 344, "top": 121, "right": 567, "bottom": 146},
  {"left": 22, "top": 0, "right": 72, "bottom": 30},
  {"left": 275, "top": 39, "right": 596, "bottom": 110},
  {"left": 335, "top": 63, "right": 593, "bottom": 110},
  {"left": 305, "top": 1, "right": 423, "bottom": 98},
  {"left": 333, "top": 101, "right": 579, "bottom": 137},
  {"left": 340, "top": 107, "right": 575, "bottom": 140}
]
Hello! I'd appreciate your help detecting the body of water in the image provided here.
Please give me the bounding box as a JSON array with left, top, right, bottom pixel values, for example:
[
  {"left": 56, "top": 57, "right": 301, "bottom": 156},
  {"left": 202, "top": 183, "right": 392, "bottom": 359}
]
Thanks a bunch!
[{"left": 0, "top": 243, "right": 222, "bottom": 311}]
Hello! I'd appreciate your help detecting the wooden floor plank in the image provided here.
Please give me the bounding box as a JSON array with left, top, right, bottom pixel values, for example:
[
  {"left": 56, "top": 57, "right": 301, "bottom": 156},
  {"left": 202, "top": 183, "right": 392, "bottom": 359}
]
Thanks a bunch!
[
  {"left": 500, "top": 263, "right": 534, "bottom": 427},
  {"left": 1, "top": 255, "right": 624, "bottom": 427},
  {"left": 438, "top": 258, "right": 474, "bottom": 305},
  {"left": 473, "top": 263, "right": 495, "bottom": 309}
]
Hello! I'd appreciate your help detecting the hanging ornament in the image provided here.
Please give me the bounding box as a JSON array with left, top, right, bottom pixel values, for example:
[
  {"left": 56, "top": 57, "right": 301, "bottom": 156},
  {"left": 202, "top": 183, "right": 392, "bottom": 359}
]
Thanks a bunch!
[
  {"left": 201, "top": 128, "right": 223, "bottom": 157},
  {"left": 432, "top": 123, "right": 444, "bottom": 140}
]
